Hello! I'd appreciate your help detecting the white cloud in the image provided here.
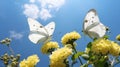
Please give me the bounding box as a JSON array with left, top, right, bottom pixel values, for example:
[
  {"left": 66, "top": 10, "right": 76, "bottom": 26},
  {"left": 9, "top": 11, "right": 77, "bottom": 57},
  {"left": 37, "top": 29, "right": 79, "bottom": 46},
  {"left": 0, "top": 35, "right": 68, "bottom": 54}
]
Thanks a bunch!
[
  {"left": 23, "top": 0, "right": 65, "bottom": 20},
  {"left": 30, "top": 0, "right": 36, "bottom": 3},
  {"left": 23, "top": 4, "right": 39, "bottom": 19},
  {"left": 39, "top": 0, "right": 65, "bottom": 10},
  {"left": 40, "top": 8, "right": 52, "bottom": 20},
  {"left": 9, "top": 31, "right": 23, "bottom": 39}
]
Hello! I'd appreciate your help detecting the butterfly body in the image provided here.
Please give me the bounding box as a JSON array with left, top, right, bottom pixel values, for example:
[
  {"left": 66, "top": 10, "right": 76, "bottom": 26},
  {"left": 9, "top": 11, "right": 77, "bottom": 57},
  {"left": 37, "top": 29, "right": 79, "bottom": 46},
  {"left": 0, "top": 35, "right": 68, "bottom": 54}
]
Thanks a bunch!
[
  {"left": 83, "top": 9, "right": 106, "bottom": 39},
  {"left": 27, "top": 18, "right": 55, "bottom": 44}
]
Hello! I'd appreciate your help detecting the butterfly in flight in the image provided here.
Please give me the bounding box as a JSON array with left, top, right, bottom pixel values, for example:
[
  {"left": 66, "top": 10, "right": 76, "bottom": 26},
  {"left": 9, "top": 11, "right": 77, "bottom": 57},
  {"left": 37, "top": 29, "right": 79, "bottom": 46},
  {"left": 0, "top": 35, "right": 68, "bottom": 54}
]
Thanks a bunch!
[{"left": 27, "top": 18, "right": 55, "bottom": 44}]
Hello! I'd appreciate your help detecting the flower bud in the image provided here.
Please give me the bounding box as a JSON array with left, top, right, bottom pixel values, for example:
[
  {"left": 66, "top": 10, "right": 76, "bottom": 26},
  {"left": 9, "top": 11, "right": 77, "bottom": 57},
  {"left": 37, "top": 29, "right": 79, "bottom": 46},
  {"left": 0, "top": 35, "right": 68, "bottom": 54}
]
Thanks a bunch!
[{"left": 81, "top": 54, "right": 89, "bottom": 60}]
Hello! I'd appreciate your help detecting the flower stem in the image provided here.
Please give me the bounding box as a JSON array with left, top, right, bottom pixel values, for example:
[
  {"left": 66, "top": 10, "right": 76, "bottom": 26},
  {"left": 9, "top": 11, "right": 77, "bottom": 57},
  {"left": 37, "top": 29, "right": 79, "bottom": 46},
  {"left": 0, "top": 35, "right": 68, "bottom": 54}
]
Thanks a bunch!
[
  {"left": 71, "top": 43, "right": 83, "bottom": 65},
  {"left": 8, "top": 45, "right": 15, "bottom": 55}
]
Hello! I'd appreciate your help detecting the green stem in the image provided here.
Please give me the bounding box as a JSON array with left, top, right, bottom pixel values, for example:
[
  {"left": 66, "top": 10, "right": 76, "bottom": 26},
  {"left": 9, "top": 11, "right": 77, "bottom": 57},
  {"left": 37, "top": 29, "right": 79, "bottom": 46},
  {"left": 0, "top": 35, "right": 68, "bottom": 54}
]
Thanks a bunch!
[
  {"left": 71, "top": 43, "right": 83, "bottom": 65},
  {"left": 8, "top": 45, "right": 15, "bottom": 55}
]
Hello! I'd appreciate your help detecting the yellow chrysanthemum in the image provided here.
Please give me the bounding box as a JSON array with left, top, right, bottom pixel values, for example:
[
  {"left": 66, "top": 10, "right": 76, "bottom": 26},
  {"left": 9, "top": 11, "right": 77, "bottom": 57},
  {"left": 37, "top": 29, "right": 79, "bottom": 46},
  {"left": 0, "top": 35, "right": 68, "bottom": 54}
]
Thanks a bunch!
[
  {"left": 61, "top": 31, "right": 81, "bottom": 45},
  {"left": 116, "top": 34, "right": 120, "bottom": 41},
  {"left": 110, "top": 41, "right": 120, "bottom": 56},
  {"left": 41, "top": 41, "right": 59, "bottom": 54},
  {"left": 50, "top": 61, "right": 66, "bottom": 67},
  {"left": 91, "top": 38, "right": 120, "bottom": 56},
  {"left": 19, "top": 60, "right": 27, "bottom": 67},
  {"left": 49, "top": 46, "right": 72, "bottom": 67},
  {"left": 19, "top": 55, "right": 39, "bottom": 67},
  {"left": 91, "top": 38, "right": 111, "bottom": 55}
]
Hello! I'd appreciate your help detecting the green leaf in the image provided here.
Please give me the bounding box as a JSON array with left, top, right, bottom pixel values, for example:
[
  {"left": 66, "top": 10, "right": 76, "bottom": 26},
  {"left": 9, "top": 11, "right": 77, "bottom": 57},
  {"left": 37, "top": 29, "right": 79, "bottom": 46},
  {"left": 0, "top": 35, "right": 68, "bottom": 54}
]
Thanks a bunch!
[
  {"left": 87, "top": 42, "right": 92, "bottom": 48},
  {"left": 80, "top": 64, "right": 88, "bottom": 67},
  {"left": 81, "top": 54, "right": 89, "bottom": 60},
  {"left": 93, "top": 38, "right": 97, "bottom": 41},
  {"left": 93, "top": 57, "right": 109, "bottom": 67},
  {"left": 71, "top": 52, "right": 84, "bottom": 61},
  {"left": 89, "top": 55, "right": 96, "bottom": 62},
  {"left": 103, "top": 35, "right": 109, "bottom": 39}
]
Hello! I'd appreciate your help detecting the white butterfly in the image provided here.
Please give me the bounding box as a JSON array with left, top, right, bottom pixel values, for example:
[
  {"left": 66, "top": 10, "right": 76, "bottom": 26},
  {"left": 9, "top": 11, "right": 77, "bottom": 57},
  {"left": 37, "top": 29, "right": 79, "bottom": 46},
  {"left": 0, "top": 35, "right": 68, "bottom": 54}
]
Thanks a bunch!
[
  {"left": 82, "top": 9, "right": 107, "bottom": 39},
  {"left": 27, "top": 18, "right": 55, "bottom": 44}
]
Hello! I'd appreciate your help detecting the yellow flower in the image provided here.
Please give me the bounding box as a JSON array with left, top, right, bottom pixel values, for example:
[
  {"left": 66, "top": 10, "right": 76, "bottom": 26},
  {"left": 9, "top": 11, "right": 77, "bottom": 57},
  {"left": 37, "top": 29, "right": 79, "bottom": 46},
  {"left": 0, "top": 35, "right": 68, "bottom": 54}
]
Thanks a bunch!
[
  {"left": 41, "top": 41, "right": 59, "bottom": 54},
  {"left": 61, "top": 31, "right": 81, "bottom": 45},
  {"left": 110, "top": 41, "right": 120, "bottom": 56},
  {"left": 50, "top": 61, "right": 66, "bottom": 67},
  {"left": 19, "top": 55, "right": 39, "bottom": 67},
  {"left": 91, "top": 38, "right": 111, "bottom": 55},
  {"left": 49, "top": 46, "right": 72, "bottom": 67},
  {"left": 116, "top": 34, "right": 120, "bottom": 41},
  {"left": 91, "top": 38, "right": 120, "bottom": 56},
  {"left": 19, "top": 60, "right": 27, "bottom": 67}
]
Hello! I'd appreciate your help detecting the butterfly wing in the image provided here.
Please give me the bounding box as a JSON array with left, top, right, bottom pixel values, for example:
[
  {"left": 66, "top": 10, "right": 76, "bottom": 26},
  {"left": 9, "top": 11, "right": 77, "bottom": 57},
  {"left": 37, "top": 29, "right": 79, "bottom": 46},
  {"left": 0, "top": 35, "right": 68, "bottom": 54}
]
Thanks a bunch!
[
  {"left": 83, "top": 9, "right": 100, "bottom": 31},
  {"left": 28, "top": 18, "right": 47, "bottom": 34},
  {"left": 95, "top": 23, "right": 106, "bottom": 38},
  {"left": 83, "top": 9, "right": 106, "bottom": 38},
  {"left": 87, "top": 23, "right": 106, "bottom": 38},
  {"left": 44, "top": 21, "right": 55, "bottom": 36},
  {"left": 28, "top": 32, "right": 48, "bottom": 44},
  {"left": 27, "top": 18, "right": 49, "bottom": 44}
]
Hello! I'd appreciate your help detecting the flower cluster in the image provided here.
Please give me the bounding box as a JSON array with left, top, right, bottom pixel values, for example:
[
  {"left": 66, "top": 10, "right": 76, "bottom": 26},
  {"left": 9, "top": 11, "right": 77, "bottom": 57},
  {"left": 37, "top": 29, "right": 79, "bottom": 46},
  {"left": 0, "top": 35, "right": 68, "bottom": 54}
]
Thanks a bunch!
[
  {"left": 0, "top": 38, "right": 11, "bottom": 45},
  {"left": 0, "top": 53, "right": 20, "bottom": 67},
  {"left": 91, "top": 38, "right": 120, "bottom": 56},
  {"left": 91, "top": 38, "right": 111, "bottom": 55},
  {"left": 110, "top": 41, "right": 120, "bottom": 56},
  {"left": 61, "top": 31, "right": 81, "bottom": 45},
  {"left": 41, "top": 41, "right": 59, "bottom": 54},
  {"left": 1, "top": 30, "right": 120, "bottom": 67},
  {"left": 49, "top": 46, "right": 72, "bottom": 67},
  {"left": 19, "top": 55, "right": 39, "bottom": 67}
]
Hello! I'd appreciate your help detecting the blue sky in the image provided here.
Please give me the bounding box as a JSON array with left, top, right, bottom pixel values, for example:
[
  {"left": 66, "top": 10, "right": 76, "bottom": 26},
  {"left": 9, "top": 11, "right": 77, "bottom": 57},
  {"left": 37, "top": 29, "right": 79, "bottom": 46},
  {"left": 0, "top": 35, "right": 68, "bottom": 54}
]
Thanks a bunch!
[{"left": 0, "top": 0, "right": 120, "bottom": 67}]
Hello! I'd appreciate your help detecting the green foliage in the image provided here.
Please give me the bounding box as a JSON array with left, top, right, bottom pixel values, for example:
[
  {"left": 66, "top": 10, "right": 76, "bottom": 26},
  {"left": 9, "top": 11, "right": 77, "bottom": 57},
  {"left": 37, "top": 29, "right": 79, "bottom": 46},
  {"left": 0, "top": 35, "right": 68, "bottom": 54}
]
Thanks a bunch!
[
  {"left": 93, "top": 58, "right": 109, "bottom": 67},
  {"left": 81, "top": 54, "right": 89, "bottom": 60},
  {"left": 87, "top": 42, "right": 92, "bottom": 48},
  {"left": 103, "top": 35, "right": 109, "bottom": 39},
  {"left": 71, "top": 51, "right": 84, "bottom": 61},
  {"left": 80, "top": 64, "right": 88, "bottom": 67}
]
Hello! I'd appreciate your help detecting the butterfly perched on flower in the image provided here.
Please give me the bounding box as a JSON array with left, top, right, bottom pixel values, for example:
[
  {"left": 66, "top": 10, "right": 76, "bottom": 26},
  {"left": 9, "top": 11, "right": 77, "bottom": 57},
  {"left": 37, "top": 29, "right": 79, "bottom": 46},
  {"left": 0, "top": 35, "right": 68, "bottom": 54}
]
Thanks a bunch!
[{"left": 82, "top": 9, "right": 108, "bottom": 39}]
